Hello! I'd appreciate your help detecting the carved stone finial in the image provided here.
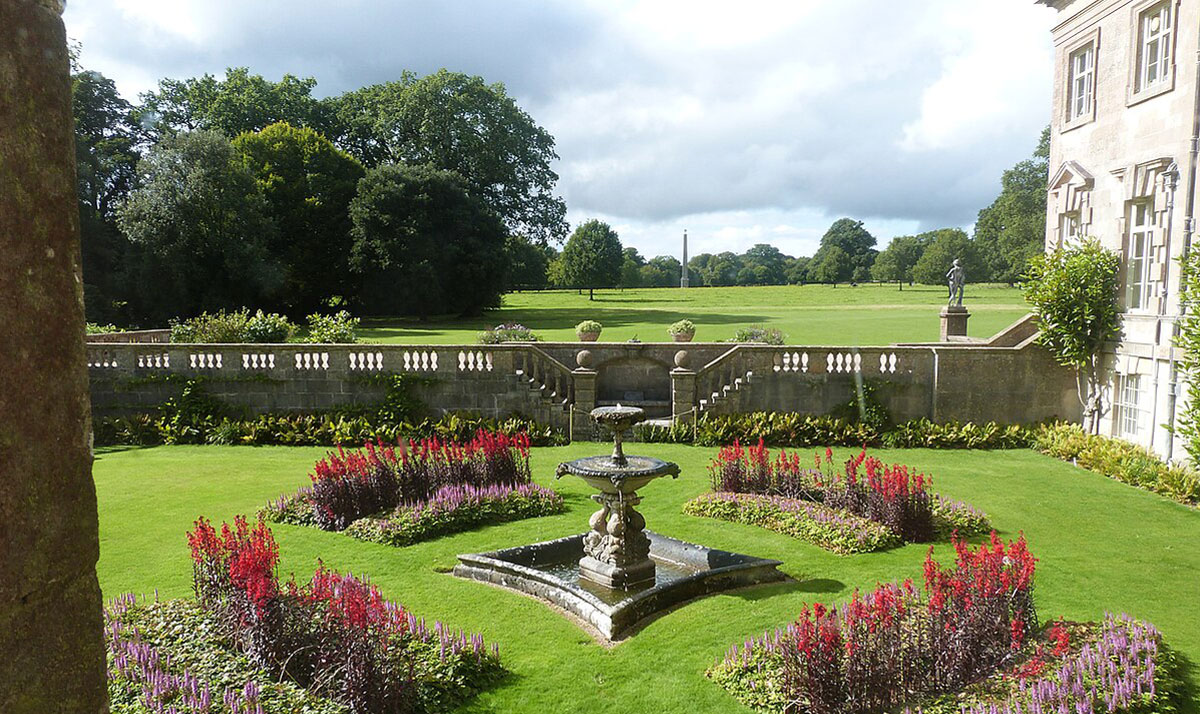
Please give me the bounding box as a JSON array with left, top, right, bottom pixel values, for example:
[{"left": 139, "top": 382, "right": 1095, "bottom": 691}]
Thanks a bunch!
[
  {"left": 576, "top": 349, "right": 594, "bottom": 369},
  {"left": 673, "top": 350, "right": 690, "bottom": 369}
]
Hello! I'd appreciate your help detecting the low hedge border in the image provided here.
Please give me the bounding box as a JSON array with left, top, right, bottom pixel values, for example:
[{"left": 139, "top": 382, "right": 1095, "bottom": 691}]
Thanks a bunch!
[{"left": 683, "top": 492, "right": 902, "bottom": 555}]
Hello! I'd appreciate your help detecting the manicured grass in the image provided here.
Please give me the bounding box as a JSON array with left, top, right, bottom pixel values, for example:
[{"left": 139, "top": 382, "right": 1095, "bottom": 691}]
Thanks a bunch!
[
  {"left": 94, "top": 444, "right": 1199, "bottom": 713},
  {"left": 357, "top": 283, "right": 1029, "bottom": 346}
]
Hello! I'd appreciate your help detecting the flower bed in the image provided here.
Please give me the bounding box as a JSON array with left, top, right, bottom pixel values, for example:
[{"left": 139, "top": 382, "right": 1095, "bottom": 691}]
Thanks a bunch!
[
  {"left": 702, "top": 442, "right": 990, "bottom": 549},
  {"left": 709, "top": 534, "right": 1046, "bottom": 714},
  {"left": 133, "top": 515, "right": 506, "bottom": 714},
  {"left": 345, "top": 482, "right": 564, "bottom": 547},
  {"left": 683, "top": 492, "right": 900, "bottom": 555},
  {"left": 262, "top": 430, "right": 562, "bottom": 544}
]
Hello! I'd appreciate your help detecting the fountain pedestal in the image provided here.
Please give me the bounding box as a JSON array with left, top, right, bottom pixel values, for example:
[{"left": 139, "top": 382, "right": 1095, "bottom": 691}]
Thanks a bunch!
[
  {"left": 581, "top": 492, "right": 653, "bottom": 588},
  {"left": 555, "top": 406, "right": 679, "bottom": 591}
]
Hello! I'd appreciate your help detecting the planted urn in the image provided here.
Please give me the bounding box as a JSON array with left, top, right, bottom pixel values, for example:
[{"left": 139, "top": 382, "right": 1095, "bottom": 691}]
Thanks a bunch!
[
  {"left": 668, "top": 319, "right": 696, "bottom": 343},
  {"left": 576, "top": 319, "right": 602, "bottom": 342}
]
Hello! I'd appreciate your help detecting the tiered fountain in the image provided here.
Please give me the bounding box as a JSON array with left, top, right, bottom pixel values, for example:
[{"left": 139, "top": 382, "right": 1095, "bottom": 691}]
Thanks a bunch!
[{"left": 454, "top": 406, "right": 785, "bottom": 640}]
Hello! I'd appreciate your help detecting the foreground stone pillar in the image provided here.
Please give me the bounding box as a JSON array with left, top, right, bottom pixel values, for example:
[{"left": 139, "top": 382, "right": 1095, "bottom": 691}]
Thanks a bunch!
[{"left": 0, "top": 0, "right": 108, "bottom": 711}]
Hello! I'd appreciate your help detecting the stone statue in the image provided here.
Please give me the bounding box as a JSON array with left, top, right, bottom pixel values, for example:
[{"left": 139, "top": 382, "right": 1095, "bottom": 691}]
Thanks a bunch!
[{"left": 946, "top": 258, "right": 965, "bottom": 307}]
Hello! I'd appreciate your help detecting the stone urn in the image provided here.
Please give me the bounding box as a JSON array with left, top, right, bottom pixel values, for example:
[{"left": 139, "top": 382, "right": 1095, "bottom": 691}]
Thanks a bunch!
[
  {"left": 578, "top": 331, "right": 600, "bottom": 342},
  {"left": 672, "top": 333, "right": 694, "bottom": 343}
]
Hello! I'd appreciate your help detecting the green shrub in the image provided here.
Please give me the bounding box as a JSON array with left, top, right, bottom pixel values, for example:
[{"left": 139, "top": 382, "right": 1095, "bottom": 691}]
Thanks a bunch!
[
  {"left": 883, "top": 419, "right": 1036, "bottom": 449},
  {"left": 86, "top": 322, "right": 122, "bottom": 334},
  {"left": 96, "top": 409, "right": 566, "bottom": 449},
  {"left": 478, "top": 323, "right": 538, "bottom": 344},
  {"left": 1032, "top": 422, "right": 1200, "bottom": 504},
  {"left": 575, "top": 319, "right": 602, "bottom": 335},
  {"left": 682, "top": 491, "right": 901, "bottom": 555},
  {"left": 729, "top": 326, "right": 785, "bottom": 345},
  {"left": 931, "top": 495, "right": 992, "bottom": 538},
  {"left": 304, "top": 310, "right": 358, "bottom": 343},
  {"left": 344, "top": 484, "right": 565, "bottom": 547},
  {"left": 170, "top": 308, "right": 298, "bottom": 343},
  {"left": 245, "top": 309, "right": 297, "bottom": 343}
]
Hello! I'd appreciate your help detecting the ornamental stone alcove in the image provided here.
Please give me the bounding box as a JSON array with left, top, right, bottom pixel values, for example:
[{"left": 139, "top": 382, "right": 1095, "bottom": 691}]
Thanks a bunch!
[{"left": 595, "top": 355, "right": 672, "bottom": 417}]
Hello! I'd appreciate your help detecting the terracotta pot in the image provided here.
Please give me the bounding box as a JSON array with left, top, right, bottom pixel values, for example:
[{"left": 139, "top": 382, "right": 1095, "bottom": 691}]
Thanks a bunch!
[
  {"left": 578, "top": 332, "right": 600, "bottom": 342},
  {"left": 672, "top": 333, "right": 694, "bottom": 343}
]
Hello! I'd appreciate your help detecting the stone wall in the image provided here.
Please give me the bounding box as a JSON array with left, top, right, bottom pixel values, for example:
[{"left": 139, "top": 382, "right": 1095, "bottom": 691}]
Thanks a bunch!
[{"left": 87, "top": 334, "right": 1082, "bottom": 434}]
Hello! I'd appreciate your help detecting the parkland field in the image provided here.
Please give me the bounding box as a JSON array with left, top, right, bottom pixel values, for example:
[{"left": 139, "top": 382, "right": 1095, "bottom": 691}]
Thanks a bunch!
[{"left": 358, "top": 283, "right": 1030, "bottom": 345}]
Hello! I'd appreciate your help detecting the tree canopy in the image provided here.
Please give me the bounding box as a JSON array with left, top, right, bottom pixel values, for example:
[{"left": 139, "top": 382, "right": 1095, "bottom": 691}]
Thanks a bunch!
[
  {"left": 349, "top": 164, "right": 508, "bottom": 317},
  {"left": 974, "top": 128, "right": 1050, "bottom": 284},
  {"left": 331, "top": 70, "right": 567, "bottom": 244},
  {"left": 559, "top": 220, "right": 624, "bottom": 299},
  {"left": 73, "top": 69, "right": 141, "bottom": 323},
  {"left": 1023, "top": 240, "right": 1120, "bottom": 431},
  {"left": 810, "top": 219, "right": 877, "bottom": 283},
  {"left": 232, "top": 122, "right": 364, "bottom": 314},
  {"left": 912, "top": 229, "right": 980, "bottom": 285},
  {"left": 138, "top": 67, "right": 331, "bottom": 139},
  {"left": 116, "top": 130, "right": 281, "bottom": 324}
]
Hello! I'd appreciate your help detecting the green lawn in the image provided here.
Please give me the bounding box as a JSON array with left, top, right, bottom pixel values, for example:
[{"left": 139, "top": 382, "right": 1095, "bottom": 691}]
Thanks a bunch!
[
  {"left": 94, "top": 443, "right": 1198, "bottom": 713},
  {"left": 357, "top": 284, "right": 1029, "bottom": 345}
]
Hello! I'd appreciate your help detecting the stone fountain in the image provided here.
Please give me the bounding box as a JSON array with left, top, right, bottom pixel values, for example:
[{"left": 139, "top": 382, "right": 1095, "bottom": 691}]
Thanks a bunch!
[
  {"left": 557, "top": 405, "right": 679, "bottom": 589},
  {"left": 454, "top": 406, "right": 785, "bottom": 640}
]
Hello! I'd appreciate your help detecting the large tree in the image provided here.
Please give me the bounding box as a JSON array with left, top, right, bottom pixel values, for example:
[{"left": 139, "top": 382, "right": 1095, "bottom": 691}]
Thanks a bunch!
[
  {"left": 559, "top": 219, "right": 623, "bottom": 300},
  {"left": 810, "top": 218, "right": 877, "bottom": 283},
  {"left": 232, "top": 122, "right": 364, "bottom": 314},
  {"left": 331, "top": 70, "right": 567, "bottom": 244},
  {"left": 138, "top": 67, "right": 331, "bottom": 139},
  {"left": 871, "top": 234, "right": 933, "bottom": 288},
  {"left": 117, "top": 130, "right": 280, "bottom": 324},
  {"left": 641, "top": 255, "right": 689, "bottom": 288},
  {"left": 505, "top": 235, "right": 553, "bottom": 290},
  {"left": 912, "top": 229, "right": 983, "bottom": 286},
  {"left": 349, "top": 164, "right": 508, "bottom": 317},
  {"left": 741, "top": 243, "right": 789, "bottom": 285},
  {"left": 619, "top": 246, "right": 646, "bottom": 288},
  {"left": 812, "top": 245, "right": 851, "bottom": 285},
  {"left": 974, "top": 128, "right": 1050, "bottom": 285},
  {"left": 72, "top": 68, "right": 141, "bottom": 323}
]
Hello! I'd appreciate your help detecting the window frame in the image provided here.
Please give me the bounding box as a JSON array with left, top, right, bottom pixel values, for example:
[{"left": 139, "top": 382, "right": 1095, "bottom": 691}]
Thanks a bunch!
[
  {"left": 1113, "top": 372, "right": 1147, "bottom": 440},
  {"left": 1062, "top": 29, "right": 1100, "bottom": 131},
  {"left": 1125, "top": 201, "right": 1156, "bottom": 313},
  {"left": 1127, "top": 0, "right": 1176, "bottom": 105},
  {"left": 1059, "top": 211, "right": 1082, "bottom": 249}
]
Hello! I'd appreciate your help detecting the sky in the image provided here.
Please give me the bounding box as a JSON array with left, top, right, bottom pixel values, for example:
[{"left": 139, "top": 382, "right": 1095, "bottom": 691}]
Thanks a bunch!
[{"left": 64, "top": 0, "right": 1058, "bottom": 261}]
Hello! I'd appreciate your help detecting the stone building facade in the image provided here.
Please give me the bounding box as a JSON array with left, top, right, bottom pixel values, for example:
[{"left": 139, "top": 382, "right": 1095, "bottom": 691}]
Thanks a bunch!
[{"left": 1039, "top": 0, "right": 1199, "bottom": 458}]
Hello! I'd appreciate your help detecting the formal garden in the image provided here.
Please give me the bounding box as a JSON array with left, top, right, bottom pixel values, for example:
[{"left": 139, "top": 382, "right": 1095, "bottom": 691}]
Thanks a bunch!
[
  {"left": 8, "top": 28, "right": 1183, "bottom": 714},
  {"left": 97, "top": 435, "right": 1199, "bottom": 713}
]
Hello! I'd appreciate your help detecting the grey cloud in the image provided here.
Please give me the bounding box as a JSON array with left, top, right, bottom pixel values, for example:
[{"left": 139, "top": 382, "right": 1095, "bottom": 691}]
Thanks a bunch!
[{"left": 66, "top": 0, "right": 1053, "bottom": 241}]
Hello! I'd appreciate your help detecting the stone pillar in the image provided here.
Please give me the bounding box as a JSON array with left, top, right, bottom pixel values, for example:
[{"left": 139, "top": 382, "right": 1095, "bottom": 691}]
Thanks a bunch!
[
  {"left": 939, "top": 306, "right": 971, "bottom": 342},
  {"left": 0, "top": 0, "right": 107, "bottom": 711},
  {"left": 572, "top": 349, "right": 597, "bottom": 440},
  {"left": 671, "top": 349, "right": 697, "bottom": 424}
]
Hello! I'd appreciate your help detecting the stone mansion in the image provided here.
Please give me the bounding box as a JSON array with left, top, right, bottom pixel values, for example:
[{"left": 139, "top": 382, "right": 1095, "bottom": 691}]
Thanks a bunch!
[{"left": 1039, "top": 0, "right": 1199, "bottom": 459}]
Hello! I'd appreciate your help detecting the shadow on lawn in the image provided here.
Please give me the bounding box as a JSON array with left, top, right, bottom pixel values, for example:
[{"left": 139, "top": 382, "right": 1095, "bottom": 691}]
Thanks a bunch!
[
  {"left": 361, "top": 307, "right": 772, "bottom": 340},
  {"left": 728, "top": 577, "right": 846, "bottom": 603}
]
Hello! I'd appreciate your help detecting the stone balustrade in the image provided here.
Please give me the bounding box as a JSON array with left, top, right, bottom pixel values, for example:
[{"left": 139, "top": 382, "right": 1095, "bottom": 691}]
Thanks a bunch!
[{"left": 86, "top": 339, "right": 1081, "bottom": 431}]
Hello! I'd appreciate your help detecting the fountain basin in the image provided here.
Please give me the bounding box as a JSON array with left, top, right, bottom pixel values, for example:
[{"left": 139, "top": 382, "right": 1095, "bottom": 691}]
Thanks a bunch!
[{"left": 453, "top": 531, "right": 786, "bottom": 640}]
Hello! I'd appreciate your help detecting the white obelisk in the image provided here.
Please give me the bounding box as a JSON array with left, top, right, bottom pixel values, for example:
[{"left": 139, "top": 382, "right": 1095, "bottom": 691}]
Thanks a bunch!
[{"left": 680, "top": 229, "right": 689, "bottom": 288}]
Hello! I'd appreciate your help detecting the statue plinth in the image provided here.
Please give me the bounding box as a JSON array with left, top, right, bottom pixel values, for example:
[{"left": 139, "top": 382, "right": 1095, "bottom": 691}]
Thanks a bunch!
[{"left": 940, "top": 305, "right": 970, "bottom": 341}]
